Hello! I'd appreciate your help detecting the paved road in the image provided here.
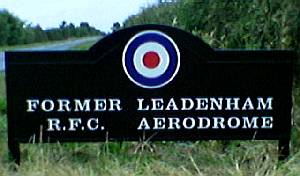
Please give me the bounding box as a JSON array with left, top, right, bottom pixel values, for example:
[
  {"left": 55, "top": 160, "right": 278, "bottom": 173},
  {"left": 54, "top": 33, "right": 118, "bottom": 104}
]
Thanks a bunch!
[
  {"left": 0, "top": 52, "right": 4, "bottom": 71},
  {"left": 0, "top": 36, "right": 99, "bottom": 71}
]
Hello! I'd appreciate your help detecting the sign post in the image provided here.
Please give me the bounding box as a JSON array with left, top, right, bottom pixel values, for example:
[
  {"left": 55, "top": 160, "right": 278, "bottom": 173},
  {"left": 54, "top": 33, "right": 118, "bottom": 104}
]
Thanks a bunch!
[{"left": 5, "top": 25, "right": 295, "bottom": 164}]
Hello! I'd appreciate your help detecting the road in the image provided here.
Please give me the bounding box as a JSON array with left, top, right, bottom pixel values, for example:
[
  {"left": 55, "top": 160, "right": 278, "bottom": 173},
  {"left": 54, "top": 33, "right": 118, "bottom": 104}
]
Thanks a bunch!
[{"left": 0, "top": 36, "right": 99, "bottom": 71}]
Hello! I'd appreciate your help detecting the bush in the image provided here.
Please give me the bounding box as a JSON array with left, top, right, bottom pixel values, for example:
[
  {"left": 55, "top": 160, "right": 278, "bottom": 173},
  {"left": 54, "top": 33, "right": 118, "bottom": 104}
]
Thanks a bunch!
[{"left": 123, "top": 0, "right": 300, "bottom": 51}]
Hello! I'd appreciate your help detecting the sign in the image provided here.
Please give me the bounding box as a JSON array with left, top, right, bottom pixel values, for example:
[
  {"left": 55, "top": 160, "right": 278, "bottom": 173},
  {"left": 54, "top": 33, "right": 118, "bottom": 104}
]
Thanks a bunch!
[{"left": 5, "top": 25, "right": 295, "bottom": 164}]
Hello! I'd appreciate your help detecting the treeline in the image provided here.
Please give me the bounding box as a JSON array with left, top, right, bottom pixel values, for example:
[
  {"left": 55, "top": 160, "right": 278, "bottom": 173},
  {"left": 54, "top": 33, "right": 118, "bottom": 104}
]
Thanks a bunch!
[{"left": 0, "top": 9, "right": 102, "bottom": 46}]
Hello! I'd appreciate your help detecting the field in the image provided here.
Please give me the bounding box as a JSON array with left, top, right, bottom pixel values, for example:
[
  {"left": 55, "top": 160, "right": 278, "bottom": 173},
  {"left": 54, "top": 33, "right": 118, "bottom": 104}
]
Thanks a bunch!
[{"left": 0, "top": 42, "right": 299, "bottom": 176}]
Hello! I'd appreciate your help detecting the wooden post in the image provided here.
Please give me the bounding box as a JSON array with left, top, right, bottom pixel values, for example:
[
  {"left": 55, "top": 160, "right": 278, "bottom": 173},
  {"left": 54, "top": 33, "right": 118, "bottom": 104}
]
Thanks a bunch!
[
  {"left": 278, "top": 138, "right": 290, "bottom": 161},
  {"left": 8, "top": 139, "right": 20, "bottom": 165}
]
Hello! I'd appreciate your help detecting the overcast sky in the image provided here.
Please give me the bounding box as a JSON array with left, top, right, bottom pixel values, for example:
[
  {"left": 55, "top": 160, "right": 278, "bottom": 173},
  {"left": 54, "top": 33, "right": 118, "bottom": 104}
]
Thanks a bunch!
[{"left": 0, "top": 0, "right": 157, "bottom": 32}]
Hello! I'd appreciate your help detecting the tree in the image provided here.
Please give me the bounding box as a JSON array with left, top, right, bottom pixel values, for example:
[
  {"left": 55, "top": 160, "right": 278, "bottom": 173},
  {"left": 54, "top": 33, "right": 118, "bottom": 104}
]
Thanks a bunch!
[
  {"left": 59, "top": 21, "right": 67, "bottom": 29},
  {"left": 33, "top": 25, "right": 48, "bottom": 42},
  {"left": 0, "top": 9, "right": 25, "bottom": 45},
  {"left": 6, "top": 11, "right": 25, "bottom": 45},
  {"left": 0, "top": 10, "right": 10, "bottom": 45},
  {"left": 23, "top": 24, "right": 36, "bottom": 44},
  {"left": 111, "top": 22, "right": 121, "bottom": 32},
  {"left": 80, "top": 22, "right": 90, "bottom": 28}
]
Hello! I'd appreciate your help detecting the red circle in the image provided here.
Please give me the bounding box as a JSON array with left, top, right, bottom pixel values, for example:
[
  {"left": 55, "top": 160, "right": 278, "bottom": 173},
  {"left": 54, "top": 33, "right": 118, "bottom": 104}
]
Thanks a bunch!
[{"left": 143, "top": 51, "right": 160, "bottom": 69}]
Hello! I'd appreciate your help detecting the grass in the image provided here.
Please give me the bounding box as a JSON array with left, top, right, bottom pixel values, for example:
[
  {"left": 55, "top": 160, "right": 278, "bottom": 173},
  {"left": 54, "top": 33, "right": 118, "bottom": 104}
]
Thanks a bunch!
[
  {"left": 71, "top": 40, "right": 98, "bottom": 50},
  {"left": 0, "top": 42, "right": 299, "bottom": 175}
]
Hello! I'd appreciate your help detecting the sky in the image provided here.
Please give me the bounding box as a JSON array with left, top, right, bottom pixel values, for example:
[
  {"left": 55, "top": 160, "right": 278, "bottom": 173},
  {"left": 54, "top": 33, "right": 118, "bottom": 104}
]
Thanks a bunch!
[{"left": 0, "top": 0, "right": 157, "bottom": 32}]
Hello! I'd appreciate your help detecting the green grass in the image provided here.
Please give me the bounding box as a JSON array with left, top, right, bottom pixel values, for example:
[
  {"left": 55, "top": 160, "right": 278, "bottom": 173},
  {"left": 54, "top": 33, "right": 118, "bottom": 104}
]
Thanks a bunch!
[
  {"left": 71, "top": 40, "right": 98, "bottom": 50},
  {"left": 0, "top": 42, "right": 299, "bottom": 175}
]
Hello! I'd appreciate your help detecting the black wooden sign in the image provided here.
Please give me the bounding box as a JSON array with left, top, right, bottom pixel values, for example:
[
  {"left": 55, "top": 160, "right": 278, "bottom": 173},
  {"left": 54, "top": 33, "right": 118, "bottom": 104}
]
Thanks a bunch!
[{"left": 5, "top": 25, "right": 295, "bottom": 164}]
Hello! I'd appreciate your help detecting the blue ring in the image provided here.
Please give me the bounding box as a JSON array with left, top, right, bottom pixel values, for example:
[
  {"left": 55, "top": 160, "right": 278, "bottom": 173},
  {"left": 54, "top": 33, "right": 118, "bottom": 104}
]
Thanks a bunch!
[{"left": 124, "top": 33, "right": 179, "bottom": 87}]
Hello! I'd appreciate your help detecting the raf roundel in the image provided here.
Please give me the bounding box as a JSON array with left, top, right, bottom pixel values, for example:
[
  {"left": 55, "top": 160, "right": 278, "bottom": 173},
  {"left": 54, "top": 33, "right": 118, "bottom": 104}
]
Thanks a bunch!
[{"left": 122, "top": 30, "right": 180, "bottom": 89}]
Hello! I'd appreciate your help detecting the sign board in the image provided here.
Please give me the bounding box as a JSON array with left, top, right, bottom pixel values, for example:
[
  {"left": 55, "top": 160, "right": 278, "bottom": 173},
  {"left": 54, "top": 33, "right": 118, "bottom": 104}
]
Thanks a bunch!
[{"left": 5, "top": 25, "right": 295, "bottom": 164}]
